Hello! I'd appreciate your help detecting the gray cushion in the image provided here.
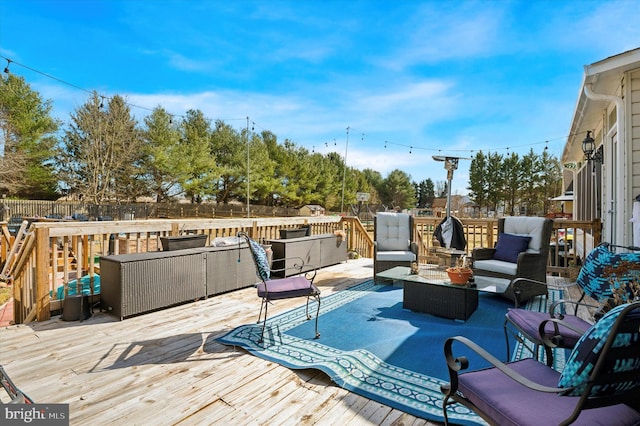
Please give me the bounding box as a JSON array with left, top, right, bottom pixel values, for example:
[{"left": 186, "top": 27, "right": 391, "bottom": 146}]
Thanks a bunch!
[
  {"left": 503, "top": 216, "right": 548, "bottom": 251},
  {"left": 376, "top": 213, "right": 412, "bottom": 251}
]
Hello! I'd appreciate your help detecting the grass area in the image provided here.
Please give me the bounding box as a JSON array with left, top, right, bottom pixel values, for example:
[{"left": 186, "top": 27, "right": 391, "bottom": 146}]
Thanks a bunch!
[{"left": 0, "top": 286, "right": 12, "bottom": 306}]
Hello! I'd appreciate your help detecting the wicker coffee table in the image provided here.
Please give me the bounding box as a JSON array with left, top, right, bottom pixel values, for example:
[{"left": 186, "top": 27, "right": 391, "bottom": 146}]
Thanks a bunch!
[{"left": 376, "top": 265, "right": 501, "bottom": 321}]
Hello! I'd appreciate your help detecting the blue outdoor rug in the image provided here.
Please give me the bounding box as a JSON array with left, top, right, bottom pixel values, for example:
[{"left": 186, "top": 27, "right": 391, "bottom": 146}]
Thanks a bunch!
[{"left": 216, "top": 280, "right": 565, "bottom": 425}]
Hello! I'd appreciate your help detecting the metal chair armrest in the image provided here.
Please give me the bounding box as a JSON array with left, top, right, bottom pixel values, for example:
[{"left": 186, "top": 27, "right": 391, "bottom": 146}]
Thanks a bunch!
[
  {"left": 442, "top": 335, "right": 572, "bottom": 396},
  {"left": 510, "top": 277, "right": 548, "bottom": 307},
  {"left": 538, "top": 317, "right": 589, "bottom": 348},
  {"left": 548, "top": 299, "right": 600, "bottom": 318},
  {"left": 270, "top": 256, "right": 317, "bottom": 275}
]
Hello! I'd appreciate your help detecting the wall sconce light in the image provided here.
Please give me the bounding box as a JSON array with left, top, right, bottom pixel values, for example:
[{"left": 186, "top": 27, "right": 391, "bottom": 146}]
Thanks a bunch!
[
  {"left": 582, "top": 130, "right": 603, "bottom": 170},
  {"left": 582, "top": 131, "right": 595, "bottom": 161}
]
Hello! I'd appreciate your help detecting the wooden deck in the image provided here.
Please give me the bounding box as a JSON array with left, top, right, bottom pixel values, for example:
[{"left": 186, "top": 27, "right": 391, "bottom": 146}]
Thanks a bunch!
[{"left": 0, "top": 259, "right": 582, "bottom": 425}]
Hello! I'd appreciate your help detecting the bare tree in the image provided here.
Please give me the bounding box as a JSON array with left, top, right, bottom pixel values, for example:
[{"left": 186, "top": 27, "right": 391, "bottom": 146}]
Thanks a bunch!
[{"left": 59, "top": 92, "right": 144, "bottom": 203}]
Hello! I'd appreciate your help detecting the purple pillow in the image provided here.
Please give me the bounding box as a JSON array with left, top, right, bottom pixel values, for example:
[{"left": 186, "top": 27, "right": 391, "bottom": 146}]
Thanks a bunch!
[{"left": 493, "top": 233, "right": 532, "bottom": 263}]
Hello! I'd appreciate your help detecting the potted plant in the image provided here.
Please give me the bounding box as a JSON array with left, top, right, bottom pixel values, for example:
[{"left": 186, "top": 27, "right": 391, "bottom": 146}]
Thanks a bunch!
[{"left": 446, "top": 257, "right": 472, "bottom": 285}]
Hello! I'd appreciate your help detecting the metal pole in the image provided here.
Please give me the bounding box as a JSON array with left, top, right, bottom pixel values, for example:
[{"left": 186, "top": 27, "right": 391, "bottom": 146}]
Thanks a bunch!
[
  {"left": 341, "top": 126, "right": 350, "bottom": 214},
  {"left": 246, "top": 116, "right": 250, "bottom": 218}
]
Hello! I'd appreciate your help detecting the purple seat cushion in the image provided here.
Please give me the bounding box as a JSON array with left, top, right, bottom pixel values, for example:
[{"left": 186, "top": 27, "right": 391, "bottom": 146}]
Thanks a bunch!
[
  {"left": 507, "top": 308, "right": 591, "bottom": 348},
  {"left": 458, "top": 358, "right": 640, "bottom": 426},
  {"left": 257, "top": 276, "right": 317, "bottom": 300}
]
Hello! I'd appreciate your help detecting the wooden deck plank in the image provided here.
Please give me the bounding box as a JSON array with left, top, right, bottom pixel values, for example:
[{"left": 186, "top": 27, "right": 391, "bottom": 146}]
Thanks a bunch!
[{"left": 0, "top": 258, "right": 584, "bottom": 425}]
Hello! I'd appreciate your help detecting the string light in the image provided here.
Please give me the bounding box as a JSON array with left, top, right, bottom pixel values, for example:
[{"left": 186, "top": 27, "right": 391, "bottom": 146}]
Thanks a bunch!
[{"left": 1, "top": 54, "right": 572, "bottom": 160}]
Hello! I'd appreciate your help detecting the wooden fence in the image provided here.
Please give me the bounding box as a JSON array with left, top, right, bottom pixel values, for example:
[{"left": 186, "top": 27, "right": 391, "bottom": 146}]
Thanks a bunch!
[{"left": 0, "top": 199, "right": 303, "bottom": 223}]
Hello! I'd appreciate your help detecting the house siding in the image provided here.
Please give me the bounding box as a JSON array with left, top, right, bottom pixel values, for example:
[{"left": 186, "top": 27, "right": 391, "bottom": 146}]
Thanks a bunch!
[{"left": 632, "top": 70, "right": 640, "bottom": 199}]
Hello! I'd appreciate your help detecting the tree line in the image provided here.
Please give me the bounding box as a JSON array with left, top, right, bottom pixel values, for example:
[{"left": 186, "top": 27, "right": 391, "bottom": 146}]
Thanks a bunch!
[{"left": 1, "top": 74, "right": 562, "bottom": 214}]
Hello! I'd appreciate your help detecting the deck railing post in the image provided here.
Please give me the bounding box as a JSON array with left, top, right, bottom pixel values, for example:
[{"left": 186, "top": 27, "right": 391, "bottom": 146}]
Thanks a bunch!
[{"left": 35, "top": 226, "right": 51, "bottom": 321}]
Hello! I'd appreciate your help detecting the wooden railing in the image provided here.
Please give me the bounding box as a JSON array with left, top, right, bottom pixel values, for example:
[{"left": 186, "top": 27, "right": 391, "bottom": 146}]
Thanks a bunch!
[
  {"left": 1, "top": 215, "right": 601, "bottom": 324},
  {"left": 3, "top": 217, "right": 346, "bottom": 324}
]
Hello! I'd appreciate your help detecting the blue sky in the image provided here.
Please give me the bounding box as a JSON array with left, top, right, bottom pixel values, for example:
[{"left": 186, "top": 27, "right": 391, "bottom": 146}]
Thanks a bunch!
[{"left": 1, "top": 0, "right": 639, "bottom": 195}]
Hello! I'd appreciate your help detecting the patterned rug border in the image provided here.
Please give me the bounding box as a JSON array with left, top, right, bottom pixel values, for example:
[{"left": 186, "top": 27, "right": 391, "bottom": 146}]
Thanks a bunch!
[{"left": 216, "top": 280, "right": 564, "bottom": 425}]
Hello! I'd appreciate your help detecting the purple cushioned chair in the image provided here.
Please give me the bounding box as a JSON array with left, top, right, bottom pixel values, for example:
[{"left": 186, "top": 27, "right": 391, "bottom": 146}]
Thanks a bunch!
[
  {"left": 442, "top": 302, "right": 640, "bottom": 426},
  {"left": 504, "top": 299, "right": 593, "bottom": 366},
  {"left": 238, "top": 232, "right": 321, "bottom": 344},
  {"left": 504, "top": 243, "right": 640, "bottom": 366}
]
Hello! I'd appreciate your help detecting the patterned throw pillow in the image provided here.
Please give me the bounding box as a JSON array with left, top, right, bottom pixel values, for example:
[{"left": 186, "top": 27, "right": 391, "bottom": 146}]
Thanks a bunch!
[
  {"left": 558, "top": 303, "right": 640, "bottom": 396},
  {"left": 576, "top": 244, "right": 640, "bottom": 302},
  {"left": 248, "top": 238, "right": 270, "bottom": 282}
]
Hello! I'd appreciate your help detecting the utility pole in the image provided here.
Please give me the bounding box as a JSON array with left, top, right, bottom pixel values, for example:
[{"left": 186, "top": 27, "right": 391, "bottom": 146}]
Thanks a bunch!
[
  {"left": 246, "top": 116, "right": 250, "bottom": 218},
  {"left": 341, "top": 126, "right": 350, "bottom": 214}
]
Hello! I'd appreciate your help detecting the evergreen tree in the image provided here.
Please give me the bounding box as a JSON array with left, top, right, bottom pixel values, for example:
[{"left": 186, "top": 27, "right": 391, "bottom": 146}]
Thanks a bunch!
[
  {"left": 141, "top": 106, "right": 186, "bottom": 202},
  {"left": 381, "top": 169, "right": 416, "bottom": 210},
  {"left": 486, "top": 152, "right": 505, "bottom": 214},
  {"left": 468, "top": 151, "right": 488, "bottom": 213},
  {"left": 211, "top": 120, "right": 246, "bottom": 204},
  {"left": 519, "top": 149, "right": 543, "bottom": 215},
  {"left": 503, "top": 152, "right": 521, "bottom": 216},
  {"left": 180, "top": 109, "right": 218, "bottom": 202},
  {"left": 0, "top": 74, "right": 59, "bottom": 199},
  {"left": 539, "top": 149, "right": 563, "bottom": 215}
]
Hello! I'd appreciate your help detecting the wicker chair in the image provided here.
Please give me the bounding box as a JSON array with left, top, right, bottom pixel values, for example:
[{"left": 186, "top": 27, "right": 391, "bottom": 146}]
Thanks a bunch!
[
  {"left": 472, "top": 217, "right": 553, "bottom": 306},
  {"left": 373, "top": 212, "right": 418, "bottom": 280}
]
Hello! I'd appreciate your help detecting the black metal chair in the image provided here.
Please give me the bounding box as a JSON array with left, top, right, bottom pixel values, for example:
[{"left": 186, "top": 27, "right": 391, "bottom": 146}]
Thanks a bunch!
[
  {"left": 238, "top": 232, "right": 321, "bottom": 343},
  {"left": 1, "top": 365, "right": 33, "bottom": 404},
  {"left": 504, "top": 243, "right": 640, "bottom": 365},
  {"left": 442, "top": 301, "right": 640, "bottom": 426}
]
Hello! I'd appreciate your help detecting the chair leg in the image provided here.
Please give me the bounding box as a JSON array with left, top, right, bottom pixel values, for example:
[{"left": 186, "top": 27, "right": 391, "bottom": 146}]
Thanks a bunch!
[
  {"left": 442, "top": 395, "right": 452, "bottom": 426},
  {"left": 257, "top": 298, "right": 265, "bottom": 325},
  {"left": 504, "top": 317, "right": 541, "bottom": 362},
  {"left": 503, "top": 318, "right": 511, "bottom": 361},
  {"left": 259, "top": 299, "right": 269, "bottom": 344},
  {"left": 305, "top": 297, "right": 312, "bottom": 320},
  {"left": 314, "top": 295, "right": 321, "bottom": 339}
]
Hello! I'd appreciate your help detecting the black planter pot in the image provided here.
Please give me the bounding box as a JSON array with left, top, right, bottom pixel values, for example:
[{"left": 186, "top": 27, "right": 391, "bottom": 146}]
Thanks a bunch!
[{"left": 160, "top": 234, "right": 208, "bottom": 251}]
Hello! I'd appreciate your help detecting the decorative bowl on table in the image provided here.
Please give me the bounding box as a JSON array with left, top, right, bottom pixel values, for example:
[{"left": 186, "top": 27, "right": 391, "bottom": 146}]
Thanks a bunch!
[{"left": 446, "top": 267, "right": 472, "bottom": 285}]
